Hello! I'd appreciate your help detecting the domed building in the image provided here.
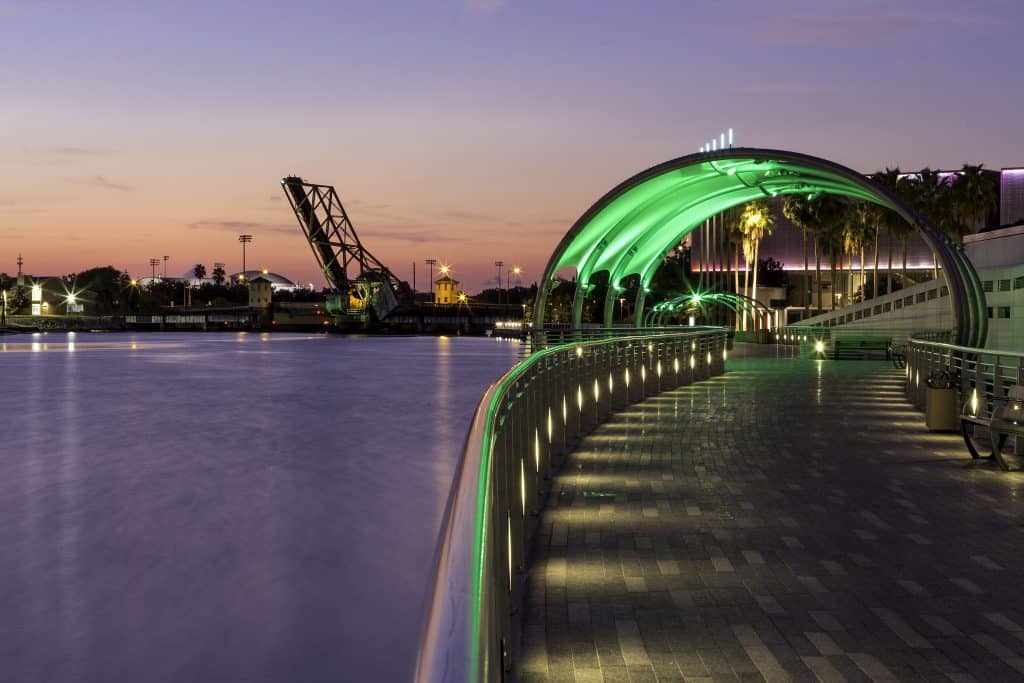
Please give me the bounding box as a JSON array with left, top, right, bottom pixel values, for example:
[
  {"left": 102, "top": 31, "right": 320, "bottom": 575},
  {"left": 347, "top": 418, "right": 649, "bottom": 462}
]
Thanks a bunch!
[{"left": 228, "top": 270, "right": 301, "bottom": 292}]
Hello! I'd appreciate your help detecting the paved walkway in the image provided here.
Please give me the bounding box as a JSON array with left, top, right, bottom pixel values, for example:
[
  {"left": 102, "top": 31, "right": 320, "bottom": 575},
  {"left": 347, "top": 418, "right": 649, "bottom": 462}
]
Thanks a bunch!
[{"left": 520, "top": 347, "right": 1024, "bottom": 682}]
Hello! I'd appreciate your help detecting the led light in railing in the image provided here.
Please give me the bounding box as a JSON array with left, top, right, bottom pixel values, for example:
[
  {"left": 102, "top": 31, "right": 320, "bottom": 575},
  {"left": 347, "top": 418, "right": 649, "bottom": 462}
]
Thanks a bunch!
[
  {"left": 625, "top": 368, "right": 630, "bottom": 387},
  {"left": 520, "top": 459, "right": 526, "bottom": 516},
  {"left": 690, "top": 355, "right": 695, "bottom": 369},
  {"left": 641, "top": 366, "right": 647, "bottom": 382},
  {"left": 657, "top": 361, "right": 662, "bottom": 377},
  {"left": 535, "top": 429, "right": 540, "bottom": 472},
  {"left": 674, "top": 357, "right": 679, "bottom": 373},
  {"left": 707, "top": 351, "right": 711, "bottom": 365},
  {"left": 577, "top": 385, "right": 583, "bottom": 410}
]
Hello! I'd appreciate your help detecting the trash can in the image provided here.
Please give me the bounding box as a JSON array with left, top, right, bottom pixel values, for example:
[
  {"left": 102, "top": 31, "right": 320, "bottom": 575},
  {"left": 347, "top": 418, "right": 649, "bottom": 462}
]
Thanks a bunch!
[{"left": 925, "top": 369, "right": 959, "bottom": 431}]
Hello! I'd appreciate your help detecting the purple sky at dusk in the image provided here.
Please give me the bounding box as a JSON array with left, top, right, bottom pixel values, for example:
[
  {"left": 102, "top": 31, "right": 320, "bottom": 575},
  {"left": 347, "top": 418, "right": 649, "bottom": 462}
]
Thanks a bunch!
[{"left": 2, "top": 0, "right": 1022, "bottom": 291}]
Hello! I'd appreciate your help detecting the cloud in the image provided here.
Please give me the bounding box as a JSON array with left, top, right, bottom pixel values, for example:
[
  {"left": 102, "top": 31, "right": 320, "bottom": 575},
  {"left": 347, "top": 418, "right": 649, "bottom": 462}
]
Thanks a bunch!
[
  {"left": 727, "top": 5, "right": 998, "bottom": 45},
  {"left": 186, "top": 219, "right": 294, "bottom": 234},
  {"left": 734, "top": 82, "right": 836, "bottom": 95},
  {"left": 48, "top": 146, "right": 105, "bottom": 156},
  {"left": 462, "top": 0, "right": 504, "bottom": 14},
  {"left": 75, "top": 175, "right": 133, "bottom": 192}
]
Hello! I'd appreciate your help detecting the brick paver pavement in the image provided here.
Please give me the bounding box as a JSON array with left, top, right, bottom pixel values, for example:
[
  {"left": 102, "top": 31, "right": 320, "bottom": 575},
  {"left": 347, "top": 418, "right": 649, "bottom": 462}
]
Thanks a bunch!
[{"left": 520, "top": 346, "right": 1024, "bottom": 682}]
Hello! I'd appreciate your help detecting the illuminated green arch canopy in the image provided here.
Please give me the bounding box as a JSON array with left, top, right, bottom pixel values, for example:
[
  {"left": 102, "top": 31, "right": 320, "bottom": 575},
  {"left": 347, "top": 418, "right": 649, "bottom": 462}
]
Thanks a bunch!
[{"left": 533, "top": 148, "right": 986, "bottom": 347}]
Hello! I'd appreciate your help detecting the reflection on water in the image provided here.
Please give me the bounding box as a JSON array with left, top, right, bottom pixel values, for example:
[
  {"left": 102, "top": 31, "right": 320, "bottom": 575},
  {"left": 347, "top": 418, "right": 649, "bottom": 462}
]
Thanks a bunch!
[{"left": 0, "top": 332, "right": 519, "bottom": 682}]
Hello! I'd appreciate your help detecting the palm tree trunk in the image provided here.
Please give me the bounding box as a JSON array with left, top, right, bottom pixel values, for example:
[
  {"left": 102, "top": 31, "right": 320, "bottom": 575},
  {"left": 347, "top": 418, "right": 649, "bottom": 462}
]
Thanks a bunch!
[
  {"left": 741, "top": 254, "right": 749, "bottom": 331},
  {"left": 734, "top": 242, "right": 740, "bottom": 328},
  {"left": 860, "top": 247, "right": 865, "bottom": 302},
  {"left": 814, "top": 237, "right": 822, "bottom": 313},
  {"left": 886, "top": 230, "right": 893, "bottom": 296},
  {"left": 751, "top": 243, "right": 760, "bottom": 328},
  {"left": 872, "top": 224, "right": 880, "bottom": 300},
  {"left": 802, "top": 232, "right": 810, "bottom": 316},
  {"left": 902, "top": 239, "right": 908, "bottom": 285},
  {"left": 830, "top": 254, "right": 837, "bottom": 311}
]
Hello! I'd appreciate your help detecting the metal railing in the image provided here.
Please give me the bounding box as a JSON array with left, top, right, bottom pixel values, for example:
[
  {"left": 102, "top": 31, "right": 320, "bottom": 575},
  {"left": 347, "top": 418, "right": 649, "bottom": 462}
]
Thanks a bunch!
[
  {"left": 906, "top": 334, "right": 1024, "bottom": 469},
  {"left": 416, "top": 327, "right": 728, "bottom": 682},
  {"left": 525, "top": 324, "right": 720, "bottom": 349}
]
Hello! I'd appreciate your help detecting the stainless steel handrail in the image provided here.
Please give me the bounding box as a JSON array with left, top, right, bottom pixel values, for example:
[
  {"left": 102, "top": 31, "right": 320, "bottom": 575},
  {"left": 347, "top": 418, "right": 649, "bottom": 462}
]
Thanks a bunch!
[
  {"left": 906, "top": 335, "right": 1024, "bottom": 469},
  {"left": 415, "top": 327, "right": 729, "bottom": 682}
]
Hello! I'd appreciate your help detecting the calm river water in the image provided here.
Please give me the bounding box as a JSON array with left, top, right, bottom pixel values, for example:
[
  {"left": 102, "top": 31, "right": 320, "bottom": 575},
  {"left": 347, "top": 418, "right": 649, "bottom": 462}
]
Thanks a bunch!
[{"left": 0, "top": 332, "right": 519, "bottom": 682}]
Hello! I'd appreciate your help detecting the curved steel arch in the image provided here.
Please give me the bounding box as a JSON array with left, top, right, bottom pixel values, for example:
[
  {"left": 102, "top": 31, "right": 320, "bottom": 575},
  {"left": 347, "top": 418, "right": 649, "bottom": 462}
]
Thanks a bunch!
[
  {"left": 533, "top": 148, "right": 986, "bottom": 347},
  {"left": 647, "top": 291, "right": 773, "bottom": 329}
]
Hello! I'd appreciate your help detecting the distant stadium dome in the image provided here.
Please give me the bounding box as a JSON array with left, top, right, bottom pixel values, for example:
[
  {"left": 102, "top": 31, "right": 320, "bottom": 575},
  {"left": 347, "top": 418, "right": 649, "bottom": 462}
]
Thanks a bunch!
[{"left": 228, "top": 270, "right": 301, "bottom": 292}]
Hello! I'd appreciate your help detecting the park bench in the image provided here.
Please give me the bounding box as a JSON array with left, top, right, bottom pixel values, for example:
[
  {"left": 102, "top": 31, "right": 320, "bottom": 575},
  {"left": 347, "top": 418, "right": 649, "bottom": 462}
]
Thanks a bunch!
[
  {"left": 833, "top": 336, "right": 892, "bottom": 360},
  {"left": 962, "top": 384, "right": 1024, "bottom": 471}
]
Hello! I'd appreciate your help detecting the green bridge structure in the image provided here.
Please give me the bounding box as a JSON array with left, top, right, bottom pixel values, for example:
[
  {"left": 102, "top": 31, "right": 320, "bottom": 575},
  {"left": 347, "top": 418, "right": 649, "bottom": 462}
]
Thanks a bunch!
[{"left": 416, "top": 149, "right": 1024, "bottom": 682}]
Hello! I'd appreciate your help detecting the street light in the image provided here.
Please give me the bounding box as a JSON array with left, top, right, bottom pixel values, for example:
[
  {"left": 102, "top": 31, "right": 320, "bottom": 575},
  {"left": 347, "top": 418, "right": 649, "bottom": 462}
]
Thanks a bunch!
[
  {"left": 507, "top": 265, "right": 521, "bottom": 294},
  {"left": 424, "top": 258, "right": 437, "bottom": 303},
  {"left": 163, "top": 255, "right": 169, "bottom": 278},
  {"left": 149, "top": 258, "right": 161, "bottom": 282},
  {"left": 494, "top": 260, "right": 504, "bottom": 304},
  {"left": 238, "top": 234, "right": 253, "bottom": 280}
]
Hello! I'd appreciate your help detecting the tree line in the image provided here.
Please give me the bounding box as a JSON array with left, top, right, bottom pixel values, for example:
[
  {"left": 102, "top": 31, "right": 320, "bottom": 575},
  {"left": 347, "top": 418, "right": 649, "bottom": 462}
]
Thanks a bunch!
[{"left": 727, "top": 164, "right": 998, "bottom": 316}]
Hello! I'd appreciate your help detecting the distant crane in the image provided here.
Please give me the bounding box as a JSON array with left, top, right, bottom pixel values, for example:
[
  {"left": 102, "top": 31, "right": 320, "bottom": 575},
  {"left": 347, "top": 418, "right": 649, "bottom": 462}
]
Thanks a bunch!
[{"left": 281, "top": 176, "right": 400, "bottom": 321}]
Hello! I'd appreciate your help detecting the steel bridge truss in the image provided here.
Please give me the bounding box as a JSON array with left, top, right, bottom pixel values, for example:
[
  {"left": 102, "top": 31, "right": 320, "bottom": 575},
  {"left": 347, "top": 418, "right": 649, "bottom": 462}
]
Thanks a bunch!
[{"left": 281, "top": 176, "right": 400, "bottom": 320}]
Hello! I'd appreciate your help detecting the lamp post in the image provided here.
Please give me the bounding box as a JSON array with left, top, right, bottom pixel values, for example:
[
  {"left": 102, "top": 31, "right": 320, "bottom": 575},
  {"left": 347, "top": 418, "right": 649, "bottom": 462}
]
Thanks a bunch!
[
  {"left": 507, "top": 265, "right": 521, "bottom": 297},
  {"left": 238, "top": 234, "right": 253, "bottom": 281},
  {"left": 163, "top": 255, "right": 169, "bottom": 278},
  {"left": 149, "top": 258, "right": 161, "bottom": 282},
  {"left": 494, "top": 260, "right": 504, "bottom": 304},
  {"left": 424, "top": 258, "right": 437, "bottom": 303}
]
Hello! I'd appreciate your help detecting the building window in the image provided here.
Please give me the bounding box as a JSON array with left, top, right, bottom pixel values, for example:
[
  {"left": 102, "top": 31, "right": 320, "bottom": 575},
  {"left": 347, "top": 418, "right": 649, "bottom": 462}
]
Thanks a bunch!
[
  {"left": 1000, "top": 279, "right": 1012, "bottom": 292},
  {"left": 904, "top": 296, "right": 914, "bottom": 306},
  {"left": 927, "top": 289, "right": 937, "bottom": 300},
  {"left": 916, "top": 292, "right": 927, "bottom": 303},
  {"left": 987, "top": 307, "right": 994, "bottom": 318},
  {"left": 883, "top": 303, "right": 891, "bottom": 312},
  {"left": 895, "top": 299, "right": 903, "bottom": 309},
  {"left": 1014, "top": 276, "right": 1024, "bottom": 289},
  {"left": 873, "top": 305, "right": 882, "bottom": 315},
  {"left": 940, "top": 286, "right": 949, "bottom": 297},
  {"left": 999, "top": 306, "right": 1011, "bottom": 319},
  {"left": 983, "top": 281, "right": 994, "bottom": 292}
]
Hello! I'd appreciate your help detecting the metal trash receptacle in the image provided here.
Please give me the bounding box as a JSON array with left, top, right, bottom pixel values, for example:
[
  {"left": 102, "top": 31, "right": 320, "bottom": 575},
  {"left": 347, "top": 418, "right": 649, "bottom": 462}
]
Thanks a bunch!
[{"left": 925, "top": 387, "right": 958, "bottom": 431}]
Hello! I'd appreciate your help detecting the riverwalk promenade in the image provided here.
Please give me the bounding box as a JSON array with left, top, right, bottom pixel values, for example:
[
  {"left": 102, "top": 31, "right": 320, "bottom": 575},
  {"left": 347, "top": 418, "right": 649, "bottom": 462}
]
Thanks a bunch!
[{"left": 520, "top": 345, "right": 1024, "bottom": 682}]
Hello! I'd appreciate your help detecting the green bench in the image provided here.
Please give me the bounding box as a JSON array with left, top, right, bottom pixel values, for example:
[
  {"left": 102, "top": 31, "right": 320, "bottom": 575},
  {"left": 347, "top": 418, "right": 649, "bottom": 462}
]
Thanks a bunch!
[{"left": 833, "top": 336, "right": 891, "bottom": 360}]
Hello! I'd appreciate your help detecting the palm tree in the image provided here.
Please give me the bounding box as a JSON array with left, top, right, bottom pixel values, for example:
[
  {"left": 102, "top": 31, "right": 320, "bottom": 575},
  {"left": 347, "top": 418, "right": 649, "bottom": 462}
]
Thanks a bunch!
[
  {"left": 192, "top": 263, "right": 207, "bottom": 280},
  {"left": 811, "top": 195, "right": 846, "bottom": 311},
  {"left": 739, "top": 200, "right": 775, "bottom": 323},
  {"left": 952, "top": 164, "right": 998, "bottom": 240},
  {"left": 914, "top": 168, "right": 957, "bottom": 278},
  {"left": 783, "top": 195, "right": 816, "bottom": 316},
  {"left": 842, "top": 202, "right": 873, "bottom": 302},
  {"left": 871, "top": 168, "right": 902, "bottom": 296}
]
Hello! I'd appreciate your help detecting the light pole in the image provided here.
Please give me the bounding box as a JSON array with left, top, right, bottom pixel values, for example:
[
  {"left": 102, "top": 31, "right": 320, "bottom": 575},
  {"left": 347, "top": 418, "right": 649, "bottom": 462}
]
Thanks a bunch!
[
  {"left": 424, "top": 258, "right": 437, "bottom": 303},
  {"left": 149, "top": 258, "right": 161, "bottom": 282},
  {"left": 507, "top": 265, "right": 521, "bottom": 295},
  {"left": 163, "top": 255, "right": 169, "bottom": 278},
  {"left": 238, "top": 234, "right": 253, "bottom": 281},
  {"left": 494, "top": 260, "right": 504, "bottom": 304}
]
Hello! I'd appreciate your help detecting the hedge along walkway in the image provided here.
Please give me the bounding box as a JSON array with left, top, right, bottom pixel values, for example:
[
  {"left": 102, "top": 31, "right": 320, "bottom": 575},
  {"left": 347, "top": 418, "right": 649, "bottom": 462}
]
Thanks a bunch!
[{"left": 519, "top": 346, "right": 1024, "bottom": 682}]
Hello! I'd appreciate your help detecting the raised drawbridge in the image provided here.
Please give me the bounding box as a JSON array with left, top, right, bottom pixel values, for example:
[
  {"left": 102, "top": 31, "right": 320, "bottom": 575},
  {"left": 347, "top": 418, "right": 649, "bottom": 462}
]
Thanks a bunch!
[{"left": 281, "top": 176, "right": 400, "bottom": 322}]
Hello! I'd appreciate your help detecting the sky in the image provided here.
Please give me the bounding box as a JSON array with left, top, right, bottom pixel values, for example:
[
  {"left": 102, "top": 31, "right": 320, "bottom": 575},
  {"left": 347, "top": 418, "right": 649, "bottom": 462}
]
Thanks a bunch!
[{"left": 2, "top": 0, "right": 1022, "bottom": 291}]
